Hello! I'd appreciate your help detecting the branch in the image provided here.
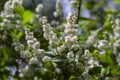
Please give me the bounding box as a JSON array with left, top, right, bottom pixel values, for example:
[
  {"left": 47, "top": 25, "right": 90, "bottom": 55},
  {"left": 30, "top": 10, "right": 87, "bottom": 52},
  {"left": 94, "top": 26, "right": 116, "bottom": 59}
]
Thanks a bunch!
[{"left": 76, "top": 0, "right": 82, "bottom": 24}]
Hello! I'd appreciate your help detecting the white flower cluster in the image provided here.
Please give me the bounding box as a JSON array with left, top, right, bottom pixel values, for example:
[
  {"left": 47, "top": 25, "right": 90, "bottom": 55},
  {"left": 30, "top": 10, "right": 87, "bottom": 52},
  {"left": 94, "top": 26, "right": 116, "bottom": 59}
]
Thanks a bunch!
[
  {"left": 64, "top": 13, "right": 79, "bottom": 47},
  {"left": 98, "top": 40, "right": 108, "bottom": 50},
  {"left": 0, "top": 1, "right": 13, "bottom": 29},
  {"left": 53, "top": 0, "right": 62, "bottom": 17},
  {"left": 25, "top": 28, "right": 40, "bottom": 50},
  {"left": 25, "top": 28, "right": 51, "bottom": 64},
  {"left": 86, "top": 34, "right": 98, "bottom": 46},
  {"left": 84, "top": 49, "right": 100, "bottom": 68},
  {"left": 0, "top": 18, "right": 10, "bottom": 29},
  {"left": 113, "top": 18, "right": 120, "bottom": 65},
  {"left": 42, "top": 17, "right": 59, "bottom": 46},
  {"left": 12, "top": 36, "right": 24, "bottom": 52},
  {"left": 0, "top": 0, "right": 24, "bottom": 30},
  {"left": 4, "top": 0, "right": 14, "bottom": 15},
  {"left": 12, "top": 35, "right": 32, "bottom": 59},
  {"left": 3, "top": 0, "right": 22, "bottom": 16},
  {"left": 0, "top": 31, "right": 7, "bottom": 41},
  {"left": 82, "top": 49, "right": 104, "bottom": 78}
]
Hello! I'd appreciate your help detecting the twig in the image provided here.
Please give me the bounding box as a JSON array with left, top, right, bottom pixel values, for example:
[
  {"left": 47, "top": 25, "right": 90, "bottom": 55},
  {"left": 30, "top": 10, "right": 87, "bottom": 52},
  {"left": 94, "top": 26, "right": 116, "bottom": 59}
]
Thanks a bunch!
[
  {"left": 0, "top": 67, "right": 4, "bottom": 80},
  {"left": 76, "top": 0, "right": 82, "bottom": 24}
]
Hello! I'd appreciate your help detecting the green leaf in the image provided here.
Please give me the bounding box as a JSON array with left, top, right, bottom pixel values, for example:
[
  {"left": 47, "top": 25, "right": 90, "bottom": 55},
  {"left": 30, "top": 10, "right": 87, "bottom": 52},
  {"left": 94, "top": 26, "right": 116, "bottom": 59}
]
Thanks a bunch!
[
  {"left": 88, "top": 66, "right": 101, "bottom": 75},
  {"left": 113, "top": 0, "right": 120, "bottom": 5},
  {"left": 79, "top": 17, "right": 96, "bottom": 21},
  {"left": 99, "top": 49, "right": 114, "bottom": 65},
  {"left": 0, "top": 16, "right": 3, "bottom": 22},
  {"left": 69, "top": 75, "right": 76, "bottom": 80},
  {"left": 1, "top": 48, "right": 10, "bottom": 66},
  {"left": 104, "top": 66, "right": 120, "bottom": 76},
  {"left": 106, "top": 9, "right": 119, "bottom": 15},
  {"left": 17, "top": 32, "right": 23, "bottom": 39},
  {"left": 99, "top": 55, "right": 114, "bottom": 65},
  {"left": 111, "top": 67, "right": 120, "bottom": 75},
  {"left": 14, "top": 6, "right": 25, "bottom": 17},
  {"left": 22, "top": 10, "right": 34, "bottom": 23},
  {"left": 14, "top": 6, "right": 34, "bottom": 24}
]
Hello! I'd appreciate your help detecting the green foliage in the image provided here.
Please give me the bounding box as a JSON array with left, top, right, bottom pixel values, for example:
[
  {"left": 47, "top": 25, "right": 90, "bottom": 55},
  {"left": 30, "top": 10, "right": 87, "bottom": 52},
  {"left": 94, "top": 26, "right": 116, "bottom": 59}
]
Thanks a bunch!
[
  {"left": 14, "top": 6, "right": 34, "bottom": 24},
  {"left": 88, "top": 66, "right": 101, "bottom": 75},
  {"left": 113, "top": 0, "right": 120, "bottom": 5}
]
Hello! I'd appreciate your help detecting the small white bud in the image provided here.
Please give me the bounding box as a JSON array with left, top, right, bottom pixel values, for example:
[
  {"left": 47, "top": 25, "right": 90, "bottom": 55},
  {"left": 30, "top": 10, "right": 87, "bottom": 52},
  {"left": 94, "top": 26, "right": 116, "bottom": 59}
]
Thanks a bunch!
[
  {"left": 53, "top": 11, "right": 59, "bottom": 17},
  {"left": 42, "top": 17, "right": 47, "bottom": 24},
  {"left": 35, "top": 4, "right": 43, "bottom": 13}
]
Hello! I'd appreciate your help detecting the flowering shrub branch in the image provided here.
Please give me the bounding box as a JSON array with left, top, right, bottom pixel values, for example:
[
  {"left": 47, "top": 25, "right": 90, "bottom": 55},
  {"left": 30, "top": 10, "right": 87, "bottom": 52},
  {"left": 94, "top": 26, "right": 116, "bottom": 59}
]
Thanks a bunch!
[{"left": 0, "top": 0, "right": 120, "bottom": 80}]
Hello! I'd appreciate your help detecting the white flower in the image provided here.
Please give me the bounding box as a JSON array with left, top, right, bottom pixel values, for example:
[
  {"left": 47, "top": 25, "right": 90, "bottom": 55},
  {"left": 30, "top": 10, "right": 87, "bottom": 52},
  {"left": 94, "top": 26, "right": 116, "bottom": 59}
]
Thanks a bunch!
[
  {"left": 66, "top": 13, "right": 73, "bottom": 23},
  {"left": 20, "top": 50, "right": 31, "bottom": 59},
  {"left": 53, "top": 49, "right": 59, "bottom": 55},
  {"left": 43, "top": 33, "right": 50, "bottom": 40},
  {"left": 71, "top": 44, "right": 80, "bottom": 50},
  {"left": 51, "top": 35, "right": 58, "bottom": 42},
  {"left": 33, "top": 42, "right": 40, "bottom": 49},
  {"left": 57, "top": 45, "right": 66, "bottom": 53},
  {"left": 49, "top": 40, "right": 57, "bottom": 45},
  {"left": 3, "top": 19, "right": 10, "bottom": 24},
  {"left": 19, "top": 44, "right": 24, "bottom": 51},
  {"left": 65, "top": 23, "right": 72, "bottom": 29},
  {"left": 86, "top": 35, "right": 97, "bottom": 45},
  {"left": 84, "top": 49, "right": 90, "bottom": 55},
  {"left": 71, "top": 36, "right": 78, "bottom": 42},
  {"left": 56, "top": 0, "right": 62, "bottom": 9},
  {"left": 34, "top": 49, "right": 45, "bottom": 57},
  {"left": 88, "top": 58, "right": 99, "bottom": 68},
  {"left": 115, "top": 18, "right": 120, "bottom": 25},
  {"left": 27, "top": 40, "right": 34, "bottom": 45},
  {"left": 42, "top": 56, "right": 52, "bottom": 62},
  {"left": 29, "top": 57, "right": 39, "bottom": 65},
  {"left": 67, "top": 51, "right": 74, "bottom": 59},
  {"left": 4, "top": 1, "right": 13, "bottom": 12},
  {"left": 0, "top": 22, "right": 5, "bottom": 27},
  {"left": 26, "top": 36, "right": 33, "bottom": 40},
  {"left": 42, "top": 17, "right": 48, "bottom": 24},
  {"left": 99, "top": 51, "right": 106, "bottom": 55},
  {"left": 98, "top": 40, "right": 108, "bottom": 50},
  {"left": 12, "top": 0, "right": 23, "bottom": 6},
  {"left": 35, "top": 4, "right": 43, "bottom": 13},
  {"left": 65, "top": 36, "right": 71, "bottom": 43},
  {"left": 53, "top": 11, "right": 59, "bottom": 17},
  {"left": 43, "top": 24, "right": 49, "bottom": 29},
  {"left": 64, "top": 29, "right": 77, "bottom": 35}
]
